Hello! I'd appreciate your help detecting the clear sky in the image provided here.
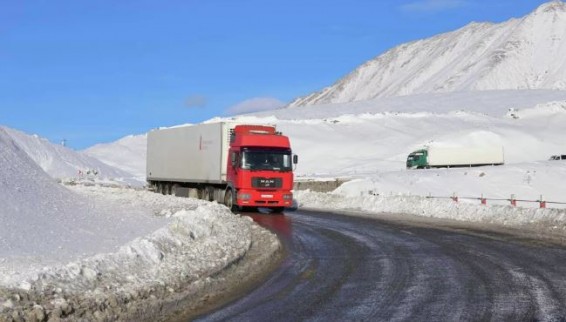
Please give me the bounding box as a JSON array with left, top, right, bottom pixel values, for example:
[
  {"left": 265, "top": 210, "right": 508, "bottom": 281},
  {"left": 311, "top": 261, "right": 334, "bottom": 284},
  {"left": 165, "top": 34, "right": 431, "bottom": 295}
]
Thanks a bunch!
[{"left": 0, "top": 0, "right": 553, "bottom": 149}]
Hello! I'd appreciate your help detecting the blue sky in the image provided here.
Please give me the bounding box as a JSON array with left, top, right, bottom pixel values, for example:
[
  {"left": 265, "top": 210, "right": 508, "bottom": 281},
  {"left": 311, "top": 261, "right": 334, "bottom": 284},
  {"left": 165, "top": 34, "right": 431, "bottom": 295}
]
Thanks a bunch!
[{"left": 0, "top": 0, "right": 552, "bottom": 149}]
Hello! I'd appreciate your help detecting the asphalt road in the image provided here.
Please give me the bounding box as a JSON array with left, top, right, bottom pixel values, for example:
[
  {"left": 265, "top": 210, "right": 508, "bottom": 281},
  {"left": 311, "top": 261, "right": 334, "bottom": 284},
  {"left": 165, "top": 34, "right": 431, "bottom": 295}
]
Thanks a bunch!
[{"left": 195, "top": 210, "right": 566, "bottom": 321}]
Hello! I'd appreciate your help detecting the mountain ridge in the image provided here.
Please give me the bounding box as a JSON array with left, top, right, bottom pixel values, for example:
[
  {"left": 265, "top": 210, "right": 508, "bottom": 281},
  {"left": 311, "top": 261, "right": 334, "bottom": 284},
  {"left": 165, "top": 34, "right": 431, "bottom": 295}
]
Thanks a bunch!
[{"left": 289, "top": 1, "right": 566, "bottom": 107}]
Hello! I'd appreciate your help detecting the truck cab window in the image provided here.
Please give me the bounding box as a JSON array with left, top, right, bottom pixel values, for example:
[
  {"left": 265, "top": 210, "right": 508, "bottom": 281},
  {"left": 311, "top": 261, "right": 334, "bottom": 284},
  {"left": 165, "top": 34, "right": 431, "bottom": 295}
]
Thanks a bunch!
[{"left": 241, "top": 149, "right": 292, "bottom": 171}]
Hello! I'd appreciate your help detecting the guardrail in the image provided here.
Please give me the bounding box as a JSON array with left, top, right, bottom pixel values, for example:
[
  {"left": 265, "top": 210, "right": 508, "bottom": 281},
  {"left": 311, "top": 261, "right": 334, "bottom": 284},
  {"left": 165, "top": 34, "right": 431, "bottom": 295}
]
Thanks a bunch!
[{"left": 424, "top": 193, "right": 566, "bottom": 209}]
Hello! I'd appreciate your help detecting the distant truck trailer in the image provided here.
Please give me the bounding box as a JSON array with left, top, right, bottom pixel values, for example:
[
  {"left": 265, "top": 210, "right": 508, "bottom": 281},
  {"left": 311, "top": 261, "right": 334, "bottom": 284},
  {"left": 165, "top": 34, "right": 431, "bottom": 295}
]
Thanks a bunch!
[
  {"left": 146, "top": 122, "right": 298, "bottom": 212},
  {"left": 406, "top": 146, "right": 504, "bottom": 169}
]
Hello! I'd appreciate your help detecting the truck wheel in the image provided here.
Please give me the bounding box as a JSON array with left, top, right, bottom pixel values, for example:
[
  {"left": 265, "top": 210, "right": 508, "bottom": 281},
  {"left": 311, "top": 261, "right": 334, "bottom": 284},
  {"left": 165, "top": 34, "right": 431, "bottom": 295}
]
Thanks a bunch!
[{"left": 224, "top": 189, "right": 235, "bottom": 212}]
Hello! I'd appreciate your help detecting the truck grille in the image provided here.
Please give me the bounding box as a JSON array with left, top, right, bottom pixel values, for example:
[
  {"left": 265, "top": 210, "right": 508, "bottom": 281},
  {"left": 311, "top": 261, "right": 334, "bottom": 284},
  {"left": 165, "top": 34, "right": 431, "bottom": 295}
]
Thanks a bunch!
[{"left": 252, "top": 177, "right": 282, "bottom": 188}]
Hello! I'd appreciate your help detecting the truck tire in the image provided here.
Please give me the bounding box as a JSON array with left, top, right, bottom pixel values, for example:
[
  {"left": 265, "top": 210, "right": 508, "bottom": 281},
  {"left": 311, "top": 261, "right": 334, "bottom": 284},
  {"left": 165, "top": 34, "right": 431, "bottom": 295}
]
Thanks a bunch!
[{"left": 224, "top": 189, "right": 235, "bottom": 212}]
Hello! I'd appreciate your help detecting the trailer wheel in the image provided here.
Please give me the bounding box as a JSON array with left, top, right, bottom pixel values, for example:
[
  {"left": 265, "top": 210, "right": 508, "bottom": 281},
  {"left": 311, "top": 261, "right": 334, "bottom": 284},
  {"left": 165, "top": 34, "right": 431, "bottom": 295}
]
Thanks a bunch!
[
  {"left": 171, "top": 184, "right": 179, "bottom": 196},
  {"left": 224, "top": 189, "right": 235, "bottom": 212}
]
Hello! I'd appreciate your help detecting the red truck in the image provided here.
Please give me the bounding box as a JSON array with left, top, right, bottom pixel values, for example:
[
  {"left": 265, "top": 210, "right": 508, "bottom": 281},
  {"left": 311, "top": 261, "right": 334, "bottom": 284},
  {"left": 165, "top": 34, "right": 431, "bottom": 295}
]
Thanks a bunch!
[{"left": 146, "top": 122, "right": 297, "bottom": 212}]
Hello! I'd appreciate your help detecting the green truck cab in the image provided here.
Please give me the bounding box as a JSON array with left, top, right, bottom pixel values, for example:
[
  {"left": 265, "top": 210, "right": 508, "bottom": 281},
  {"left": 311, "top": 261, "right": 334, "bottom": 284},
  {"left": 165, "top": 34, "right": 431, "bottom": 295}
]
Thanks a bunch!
[{"left": 406, "top": 149, "right": 428, "bottom": 169}]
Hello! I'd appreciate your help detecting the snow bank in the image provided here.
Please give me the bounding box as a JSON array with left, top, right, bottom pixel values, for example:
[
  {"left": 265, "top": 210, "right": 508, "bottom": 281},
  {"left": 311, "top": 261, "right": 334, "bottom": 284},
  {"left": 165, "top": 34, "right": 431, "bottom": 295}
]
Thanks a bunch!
[
  {"left": 295, "top": 188, "right": 566, "bottom": 236},
  {"left": 0, "top": 186, "right": 277, "bottom": 321}
]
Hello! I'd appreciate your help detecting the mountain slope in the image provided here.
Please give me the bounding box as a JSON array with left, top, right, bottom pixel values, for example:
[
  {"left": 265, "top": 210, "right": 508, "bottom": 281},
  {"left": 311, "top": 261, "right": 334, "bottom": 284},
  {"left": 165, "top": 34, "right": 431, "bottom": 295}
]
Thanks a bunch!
[{"left": 289, "top": 1, "right": 566, "bottom": 107}]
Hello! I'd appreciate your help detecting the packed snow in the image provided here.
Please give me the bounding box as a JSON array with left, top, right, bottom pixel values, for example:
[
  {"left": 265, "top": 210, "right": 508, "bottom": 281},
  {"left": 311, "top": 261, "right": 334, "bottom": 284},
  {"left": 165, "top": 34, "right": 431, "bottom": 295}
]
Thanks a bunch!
[{"left": 3, "top": 1, "right": 566, "bottom": 320}]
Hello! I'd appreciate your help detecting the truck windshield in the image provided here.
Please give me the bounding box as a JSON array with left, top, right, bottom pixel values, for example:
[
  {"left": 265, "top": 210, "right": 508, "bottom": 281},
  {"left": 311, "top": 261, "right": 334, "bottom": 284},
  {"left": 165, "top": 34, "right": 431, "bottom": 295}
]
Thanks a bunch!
[
  {"left": 407, "top": 152, "right": 423, "bottom": 161},
  {"left": 241, "top": 149, "right": 292, "bottom": 171}
]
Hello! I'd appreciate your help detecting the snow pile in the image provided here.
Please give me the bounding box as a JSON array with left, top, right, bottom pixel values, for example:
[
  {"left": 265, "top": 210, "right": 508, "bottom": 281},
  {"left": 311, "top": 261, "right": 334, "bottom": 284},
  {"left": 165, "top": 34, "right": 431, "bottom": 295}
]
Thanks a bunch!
[
  {"left": 0, "top": 185, "right": 274, "bottom": 321},
  {"left": 289, "top": 1, "right": 566, "bottom": 106},
  {"left": 295, "top": 188, "right": 566, "bottom": 234},
  {"left": 0, "top": 128, "right": 101, "bottom": 262},
  {"left": 2, "top": 126, "right": 139, "bottom": 185}
]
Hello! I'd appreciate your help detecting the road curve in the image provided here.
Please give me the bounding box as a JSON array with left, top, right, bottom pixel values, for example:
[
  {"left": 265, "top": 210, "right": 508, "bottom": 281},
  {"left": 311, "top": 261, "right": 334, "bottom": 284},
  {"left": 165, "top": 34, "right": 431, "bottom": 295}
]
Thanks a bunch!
[{"left": 196, "top": 210, "right": 566, "bottom": 321}]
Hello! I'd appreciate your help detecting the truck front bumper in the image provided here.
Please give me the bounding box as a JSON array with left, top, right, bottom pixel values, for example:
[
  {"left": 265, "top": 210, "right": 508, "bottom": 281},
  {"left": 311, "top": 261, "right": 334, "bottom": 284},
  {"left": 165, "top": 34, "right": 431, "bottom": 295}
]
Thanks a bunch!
[{"left": 236, "top": 189, "right": 293, "bottom": 207}]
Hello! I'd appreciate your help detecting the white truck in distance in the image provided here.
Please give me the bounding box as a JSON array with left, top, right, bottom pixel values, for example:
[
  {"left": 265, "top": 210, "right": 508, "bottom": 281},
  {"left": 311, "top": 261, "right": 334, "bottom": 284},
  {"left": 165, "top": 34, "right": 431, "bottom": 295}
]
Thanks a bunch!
[{"left": 406, "top": 146, "right": 505, "bottom": 169}]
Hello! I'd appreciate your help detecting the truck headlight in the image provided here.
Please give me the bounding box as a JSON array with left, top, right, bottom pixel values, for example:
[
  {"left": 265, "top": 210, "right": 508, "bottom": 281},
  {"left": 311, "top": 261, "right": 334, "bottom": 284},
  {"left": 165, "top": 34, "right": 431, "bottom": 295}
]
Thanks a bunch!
[
  {"left": 237, "top": 193, "right": 251, "bottom": 200},
  {"left": 283, "top": 193, "right": 293, "bottom": 200}
]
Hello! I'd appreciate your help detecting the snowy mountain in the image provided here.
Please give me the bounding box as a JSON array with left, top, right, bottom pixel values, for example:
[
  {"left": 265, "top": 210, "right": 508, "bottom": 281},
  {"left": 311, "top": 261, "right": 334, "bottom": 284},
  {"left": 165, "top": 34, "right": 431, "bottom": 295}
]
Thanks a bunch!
[
  {"left": 289, "top": 1, "right": 566, "bottom": 107},
  {"left": 1, "top": 126, "right": 137, "bottom": 182}
]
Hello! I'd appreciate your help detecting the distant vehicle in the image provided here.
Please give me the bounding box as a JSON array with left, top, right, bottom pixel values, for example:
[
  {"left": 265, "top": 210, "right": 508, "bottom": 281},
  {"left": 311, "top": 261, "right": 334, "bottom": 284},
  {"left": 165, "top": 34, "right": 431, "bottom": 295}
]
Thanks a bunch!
[
  {"left": 406, "top": 146, "right": 505, "bottom": 169},
  {"left": 549, "top": 155, "right": 566, "bottom": 160},
  {"left": 146, "top": 122, "right": 298, "bottom": 212}
]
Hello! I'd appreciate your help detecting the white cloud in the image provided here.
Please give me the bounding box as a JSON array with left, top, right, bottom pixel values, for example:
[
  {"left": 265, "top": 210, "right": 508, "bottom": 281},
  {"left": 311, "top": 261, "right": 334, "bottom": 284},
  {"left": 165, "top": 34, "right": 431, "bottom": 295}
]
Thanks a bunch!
[
  {"left": 225, "top": 97, "right": 286, "bottom": 116},
  {"left": 401, "top": 0, "right": 469, "bottom": 13}
]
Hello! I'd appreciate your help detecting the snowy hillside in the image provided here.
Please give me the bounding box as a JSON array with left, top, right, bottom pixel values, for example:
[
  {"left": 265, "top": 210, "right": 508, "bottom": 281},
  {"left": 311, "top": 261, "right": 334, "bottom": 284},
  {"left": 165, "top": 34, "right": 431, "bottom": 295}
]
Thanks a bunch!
[
  {"left": 83, "top": 133, "right": 147, "bottom": 179},
  {"left": 94, "top": 90, "right": 566, "bottom": 177},
  {"left": 289, "top": 1, "right": 566, "bottom": 107},
  {"left": 1, "top": 126, "right": 139, "bottom": 184}
]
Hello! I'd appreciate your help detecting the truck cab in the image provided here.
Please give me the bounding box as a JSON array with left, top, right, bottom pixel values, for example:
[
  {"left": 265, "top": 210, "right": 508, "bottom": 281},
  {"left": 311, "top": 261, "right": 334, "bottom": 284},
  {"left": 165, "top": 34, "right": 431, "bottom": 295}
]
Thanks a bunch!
[
  {"left": 406, "top": 149, "right": 428, "bottom": 169},
  {"left": 225, "top": 125, "right": 297, "bottom": 212}
]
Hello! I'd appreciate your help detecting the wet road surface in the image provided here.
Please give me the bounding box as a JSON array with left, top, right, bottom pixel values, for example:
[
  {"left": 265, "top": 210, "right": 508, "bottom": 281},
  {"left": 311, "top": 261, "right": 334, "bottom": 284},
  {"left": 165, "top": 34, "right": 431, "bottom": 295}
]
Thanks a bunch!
[{"left": 196, "top": 210, "right": 566, "bottom": 321}]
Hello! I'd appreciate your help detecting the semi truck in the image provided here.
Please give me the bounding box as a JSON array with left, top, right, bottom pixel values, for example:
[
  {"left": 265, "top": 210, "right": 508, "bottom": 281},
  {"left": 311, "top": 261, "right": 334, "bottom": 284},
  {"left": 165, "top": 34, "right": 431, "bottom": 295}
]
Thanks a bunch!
[
  {"left": 406, "top": 146, "right": 504, "bottom": 169},
  {"left": 146, "top": 122, "right": 297, "bottom": 212}
]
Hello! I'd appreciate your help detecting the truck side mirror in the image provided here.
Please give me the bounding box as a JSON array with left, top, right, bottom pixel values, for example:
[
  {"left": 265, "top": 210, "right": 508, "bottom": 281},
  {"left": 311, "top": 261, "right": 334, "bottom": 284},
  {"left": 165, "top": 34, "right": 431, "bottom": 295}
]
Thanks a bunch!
[{"left": 293, "top": 154, "right": 298, "bottom": 164}]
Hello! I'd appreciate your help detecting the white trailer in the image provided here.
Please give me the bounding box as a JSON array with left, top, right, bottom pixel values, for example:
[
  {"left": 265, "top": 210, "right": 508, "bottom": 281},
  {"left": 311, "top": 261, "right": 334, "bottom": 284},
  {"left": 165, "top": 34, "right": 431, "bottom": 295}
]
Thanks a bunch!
[
  {"left": 146, "top": 122, "right": 233, "bottom": 190},
  {"left": 406, "top": 146, "right": 505, "bottom": 169},
  {"left": 428, "top": 146, "right": 504, "bottom": 167}
]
